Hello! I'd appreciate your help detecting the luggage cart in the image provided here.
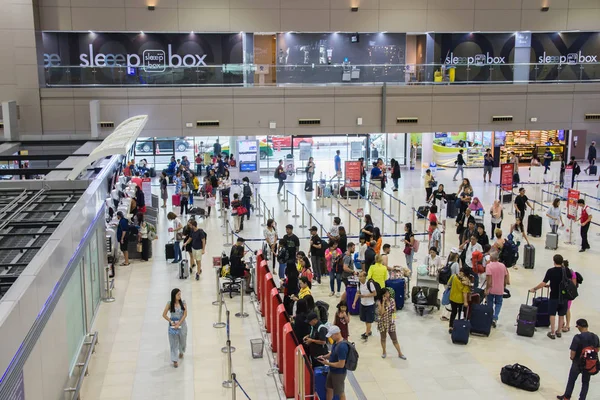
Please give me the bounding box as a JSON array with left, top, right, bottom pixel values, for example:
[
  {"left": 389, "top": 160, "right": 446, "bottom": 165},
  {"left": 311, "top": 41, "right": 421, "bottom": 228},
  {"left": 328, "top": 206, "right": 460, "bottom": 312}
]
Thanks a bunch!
[{"left": 412, "top": 273, "right": 440, "bottom": 316}]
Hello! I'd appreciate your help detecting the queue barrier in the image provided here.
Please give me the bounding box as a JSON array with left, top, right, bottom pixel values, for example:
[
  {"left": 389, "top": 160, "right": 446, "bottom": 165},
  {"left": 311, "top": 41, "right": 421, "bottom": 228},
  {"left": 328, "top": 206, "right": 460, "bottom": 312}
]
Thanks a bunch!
[
  {"left": 276, "top": 304, "right": 286, "bottom": 373},
  {"left": 294, "top": 345, "right": 314, "bottom": 400},
  {"left": 263, "top": 273, "right": 275, "bottom": 333},
  {"left": 282, "top": 322, "right": 299, "bottom": 398},
  {"left": 269, "top": 288, "right": 281, "bottom": 346},
  {"left": 258, "top": 260, "right": 268, "bottom": 316}
]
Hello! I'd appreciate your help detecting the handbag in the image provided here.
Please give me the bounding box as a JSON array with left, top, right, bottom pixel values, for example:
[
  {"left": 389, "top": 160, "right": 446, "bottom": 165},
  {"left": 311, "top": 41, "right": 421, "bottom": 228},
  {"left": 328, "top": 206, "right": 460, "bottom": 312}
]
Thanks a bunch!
[
  {"left": 431, "top": 179, "right": 438, "bottom": 188},
  {"left": 279, "top": 172, "right": 287, "bottom": 180},
  {"left": 136, "top": 242, "right": 142, "bottom": 252},
  {"left": 403, "top": 246, "right": 412, "bottom": 255},
  {"left": 176, "top": 232, "right": 183, "bottom": 241},
  {"left": 237, "top": 206, "right": 248, "bottom": 215},
  {"left": 441, "top": 287, "right": 451, "bottom": 306},
  {"left": 206, "top": 197, "right": 216, "bottom": 207},
  {"left": 500, "top": 363, "right": 540, "bottom": 392}
]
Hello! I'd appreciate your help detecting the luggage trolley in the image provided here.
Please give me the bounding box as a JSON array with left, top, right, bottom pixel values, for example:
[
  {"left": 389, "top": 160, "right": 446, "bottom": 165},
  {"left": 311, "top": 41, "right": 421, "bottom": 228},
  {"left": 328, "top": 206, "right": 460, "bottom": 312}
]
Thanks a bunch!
[{"left": 412, "top": 272, "right": 441, "bottom": 316}]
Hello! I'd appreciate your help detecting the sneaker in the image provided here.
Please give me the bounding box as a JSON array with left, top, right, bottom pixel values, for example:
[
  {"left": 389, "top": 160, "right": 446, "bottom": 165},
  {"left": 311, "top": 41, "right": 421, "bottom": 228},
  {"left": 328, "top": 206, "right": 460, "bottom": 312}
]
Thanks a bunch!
[
  {"left": 361, "top": 333, "right": 368, "bottom": 340},
  {"left": 329, "top": 292, "right": 335, "bottom": 297},
  {"left": 336, "top": 293, "right": 341, "bottom": 298},
  {"left": 492, "top": 320, "right": 497, "bottom": 328}
]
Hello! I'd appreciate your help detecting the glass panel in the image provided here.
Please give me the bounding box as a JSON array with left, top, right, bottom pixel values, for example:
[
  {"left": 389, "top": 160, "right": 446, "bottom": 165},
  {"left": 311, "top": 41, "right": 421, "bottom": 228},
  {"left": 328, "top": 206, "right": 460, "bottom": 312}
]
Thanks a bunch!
[
  {"left": 83, "top": 246, "right": 93, "bottom": 329},
  {"left": 66, "top": 261, "right": 85, "bottom": 371},
  {"left": 90, "top": 231, "right": 101, "bottom": 310}
]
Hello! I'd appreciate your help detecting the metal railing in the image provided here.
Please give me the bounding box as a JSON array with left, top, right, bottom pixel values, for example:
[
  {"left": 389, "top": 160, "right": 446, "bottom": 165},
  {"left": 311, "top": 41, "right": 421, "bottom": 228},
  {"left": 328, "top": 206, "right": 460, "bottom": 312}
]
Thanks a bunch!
[
  {"left": 44, "top": 62, "right": 600, "bottom": 87},
  {"left": 64, "top": 332, "right": 99, "bottom": 400}
]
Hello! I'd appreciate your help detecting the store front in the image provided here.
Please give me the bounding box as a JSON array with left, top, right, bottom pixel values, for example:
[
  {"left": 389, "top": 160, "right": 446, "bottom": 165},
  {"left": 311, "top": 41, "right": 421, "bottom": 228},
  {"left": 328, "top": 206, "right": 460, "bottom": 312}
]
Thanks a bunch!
[{"left": 496, "top": 130, "right": 567, "bottom": 164}]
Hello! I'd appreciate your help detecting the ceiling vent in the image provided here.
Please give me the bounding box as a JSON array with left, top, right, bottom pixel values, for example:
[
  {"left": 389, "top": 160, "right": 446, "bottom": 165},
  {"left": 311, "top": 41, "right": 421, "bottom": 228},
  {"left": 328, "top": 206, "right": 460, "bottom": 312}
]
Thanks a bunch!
[
  {"left": 99, "top": 121, "right": 115, "bottom": 128},
  {"left": 298, "top": 119, "right": 321, "bottom": 125},
  {"left": 196, "top": 120, "right": 220, "bottom": 127},
  {"left": 585, "top": 114, "right": 600, "bottom": 121},
  {"left": 492, "top": 115, "right": 513, "bottom": 122},
  {"left": 396, "top": 117, "right": 418, "bottom": 124}
]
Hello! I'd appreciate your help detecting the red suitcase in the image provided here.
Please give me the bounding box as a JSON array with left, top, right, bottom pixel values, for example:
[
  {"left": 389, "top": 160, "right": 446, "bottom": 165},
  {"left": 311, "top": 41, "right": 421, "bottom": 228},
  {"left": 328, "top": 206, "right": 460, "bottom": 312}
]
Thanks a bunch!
[{"left": 172, "top": 194, "right": 181, "bottom": 207}]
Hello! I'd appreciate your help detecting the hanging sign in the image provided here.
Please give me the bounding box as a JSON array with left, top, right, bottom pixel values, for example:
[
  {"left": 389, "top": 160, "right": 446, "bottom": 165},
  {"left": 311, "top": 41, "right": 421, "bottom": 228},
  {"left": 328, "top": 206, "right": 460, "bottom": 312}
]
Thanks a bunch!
[
  {"left": 567, "top": 189, "right": 580, "bottom": 220},
  {"left": 500, "top": 163, "right": 514, "bottom": 191}
]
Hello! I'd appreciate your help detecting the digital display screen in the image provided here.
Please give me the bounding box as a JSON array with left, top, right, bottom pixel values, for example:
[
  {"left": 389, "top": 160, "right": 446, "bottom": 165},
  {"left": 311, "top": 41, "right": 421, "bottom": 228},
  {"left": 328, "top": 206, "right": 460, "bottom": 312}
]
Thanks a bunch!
[
  {"left": 240, "top": 162, "right": 257, "bottom": 172},
  {"left": 239, "top": 153, "right": 256, "bottom": 163},
  {"left": 238, "top": 140, "right": 258, "bottom": 153}
]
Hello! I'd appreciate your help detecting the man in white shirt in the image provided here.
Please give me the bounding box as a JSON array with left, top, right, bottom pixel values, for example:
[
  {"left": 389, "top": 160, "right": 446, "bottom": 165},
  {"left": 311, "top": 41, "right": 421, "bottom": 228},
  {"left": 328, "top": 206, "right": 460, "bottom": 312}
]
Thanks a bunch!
[
  {"left": 461, "top": 234, "right": 483, "bottom": 287},
  {"left": 352, "top": 271, "right": 377, "bottom": 341}
]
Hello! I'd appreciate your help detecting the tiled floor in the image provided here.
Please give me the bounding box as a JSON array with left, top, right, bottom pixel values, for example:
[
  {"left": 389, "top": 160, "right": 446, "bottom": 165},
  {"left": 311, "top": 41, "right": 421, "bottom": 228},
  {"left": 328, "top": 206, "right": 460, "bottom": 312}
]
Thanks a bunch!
[{"left": 82, "top": 165, "right": 600, "bottom": 400}]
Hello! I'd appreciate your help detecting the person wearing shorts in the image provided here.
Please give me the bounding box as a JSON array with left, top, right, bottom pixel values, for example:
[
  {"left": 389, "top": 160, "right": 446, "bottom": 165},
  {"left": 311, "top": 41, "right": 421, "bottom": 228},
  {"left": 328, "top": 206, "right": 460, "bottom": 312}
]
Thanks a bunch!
[
  {"left": 116, "top": 211, "right": 130, "bottom": 266},
  {"left": 340, "top": 242, "right": 356, "bottom": 302},
  {"left": 317, "top": 325, "right": 348, "bottom": 400},
  {"left": 352, "top": 271, "right": 376, "bottom": 341},
  {"left": 483, "top": 148, "right": 494, "bottom": 183},
  {"left": 530, "top": 254, "right": 576, "bottom": 340},
  {"left": 184, "top": 219, "right": 206, "bottom": 279}
]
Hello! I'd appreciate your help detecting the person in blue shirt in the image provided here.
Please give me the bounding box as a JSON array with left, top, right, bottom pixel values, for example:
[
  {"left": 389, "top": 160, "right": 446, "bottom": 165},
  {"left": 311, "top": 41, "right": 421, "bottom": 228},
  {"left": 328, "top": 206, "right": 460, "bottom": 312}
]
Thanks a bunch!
[
  {"left": 167, "top": 156, "right": 177, "bottom": 176},
  {"left": 317, "top": 325, "right": 349, "bottom": 400},
  {"left": 543, "top": 147, "right": 553, "bottom": 174},
  {"left": 181, "top": 156, "right": 190, "bottom": 169},
  {"left": 334, "top": 150, "right": 341, "bottom": 176},
  {"left": 116, "top": 211, "right": 130, "bottom": 266}
]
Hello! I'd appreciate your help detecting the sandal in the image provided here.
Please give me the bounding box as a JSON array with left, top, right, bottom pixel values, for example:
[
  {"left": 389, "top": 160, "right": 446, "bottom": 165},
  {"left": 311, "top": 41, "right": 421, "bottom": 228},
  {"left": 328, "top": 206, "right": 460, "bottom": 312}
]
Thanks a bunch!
[
  {"left": 556, "top": 332, "right": 562, "bottom": 338},
  {"left": 547, "top": 332, "right": 556, "bottom": 340},
  {"left": 562, "top": 327, "right": 570, "bottom": 332},
  {"left": 120, "top": 263, "right": 130, "bottom": 266}
]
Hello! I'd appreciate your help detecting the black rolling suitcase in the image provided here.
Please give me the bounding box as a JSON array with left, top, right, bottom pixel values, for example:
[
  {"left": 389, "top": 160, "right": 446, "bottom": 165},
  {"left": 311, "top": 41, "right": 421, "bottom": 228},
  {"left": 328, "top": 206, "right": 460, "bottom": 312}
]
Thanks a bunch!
[
  {"left": 591, "top": 165, "right": 598, "bottom": 175},
  {"left": 470, "top": 302, "right": 494, "bottom": 337},
  {"left": 452, "top": 317, "right": 471, "bottom": 345},
  {"left": 417, "top": 206, "right": 430, "bottom": 219},
  {"left": 517, "top": 292, "right": 537, "bottom": 337},
  {"left": 165, "top": 242, "right": 175, "bottom": 260},
  {"left": 501, "top": 192, "right": 513, "bottom": 204},
  {"left": 527, "top": 214, "right": 542, "bottom": 237},
  {"left": 446, "top": 199, "right": 458, "bottom": 218},
  {"left": 523, "top": 244, "right": 535, "bottom": 269}
]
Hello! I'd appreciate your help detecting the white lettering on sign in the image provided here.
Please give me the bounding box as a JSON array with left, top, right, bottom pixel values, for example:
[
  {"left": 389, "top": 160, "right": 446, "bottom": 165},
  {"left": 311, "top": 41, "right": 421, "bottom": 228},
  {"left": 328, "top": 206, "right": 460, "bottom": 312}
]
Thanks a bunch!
[
  {"left": 43, "top": 44, "right": 208, "bottom": 71},
  {"left": 444, "top": 51, "right": 506, "bottom": 65},
  {"left": 537, "top": 51, "right": 598, "bottom": 64}
]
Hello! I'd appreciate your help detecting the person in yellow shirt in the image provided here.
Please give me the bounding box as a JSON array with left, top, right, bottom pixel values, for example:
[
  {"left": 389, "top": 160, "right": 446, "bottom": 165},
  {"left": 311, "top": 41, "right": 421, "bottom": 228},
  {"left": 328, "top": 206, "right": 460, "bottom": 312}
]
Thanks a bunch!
[
  {"left": 292, "top": 276, "right": 312, "bottom": 301},
  {"left": 447, "top": 266, "right": 472, "bottom": 334},
  {"left": 366, "top": 255, "right": 389, "bottom": 290}
]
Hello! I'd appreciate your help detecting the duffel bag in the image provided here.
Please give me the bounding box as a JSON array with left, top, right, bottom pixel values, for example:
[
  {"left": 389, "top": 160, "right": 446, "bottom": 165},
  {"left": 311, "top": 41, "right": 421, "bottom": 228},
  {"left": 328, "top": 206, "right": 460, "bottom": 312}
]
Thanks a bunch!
[{"left": 500, "top": 363, "right": 540, "bottom": 392}]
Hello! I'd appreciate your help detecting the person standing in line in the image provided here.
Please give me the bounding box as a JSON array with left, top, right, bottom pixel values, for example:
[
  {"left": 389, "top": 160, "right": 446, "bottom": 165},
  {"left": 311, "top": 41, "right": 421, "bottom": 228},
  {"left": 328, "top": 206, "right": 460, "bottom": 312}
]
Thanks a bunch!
[
  {"left": 483, "top": 148, "right": 494, "bottom": 183},
  {"left": 160, "top": 172, "right": 168, "bottom": 208},
  {"left": 179, "top": 181, "right": 190, "bottom": 215},
  {"left": 137, "top": 213, "right": 150, "bottom": 262},
  {"left": 390, "top": 158, "right": 401, "bottom": 191},
  {"left": 284, "top": 224, "right": 301, "bottom": 260},
  {"left": 484, "top": 252, "right": 509, "bottom": 328},
  {"left": 453, "top": 149, "right": 466, "bottom": 181},
  {"left": 585, "top": 141, "right": 597, "bottom": 174},
  {"left": 378, "top": 288, "right": 407, "bottom": 359},
  {"left": 309, "top": 226, "right": 324, "bottom": 285},
  {"left": 363, "top": 240, "right": 376, "bottom": 274},
  {"left": 231, "top": 194, "right": 243, "bottom": 233},
  {"left": 340, "top": 243, "right": 356, "bottom": 302},
  {"left": 366, "top": 254, "right": 389, "bottom": 290},
  {"left": 529, "top": 254, "right": 576, "bottom": 340},
  {"left": 424, "top": 169, "right": 434, "bottom": 202},
  {"left": 276, "top": 159, "right": 286, "bottom": 195},
  {"left": 577, "top": 199, "right": 592, "bottom": 253},
  {"left": 490, "top": 200, "right": 504, "bottom": 234},
  {"left": 429, "top": 220, "right": 441, "bottom": 250},
  {"left": 316, "top": 325, "right": 349, "bottom": 400},
  {"left": 334, "top": 150, "right": 342, "bottom": 178},
  {"left": 263, "top": 218, "right": 278, "bottom": 269},
  {"left": 557, "top": 319, "right": 600, "bottom": 400},
  {"left": 403, "top": 223, "right": 415, "bottom": 273},
  {"left": 447, "top": 265, "right": 472, "bottom": 334},
  {"left": 353, "top": 270, "right": 376, "bottom": 341},
  {"left": 241, "top": 177, "right": 253, "bottom": 220},
  {"left": 325, "top": 241, "right": 343, "bottom": 298},
  {"left": 460, "top": 235, "right": 483, "bottom": 287},
  {"left": 514, "top": 187, "right": 533, "bottom": 220},
  {"left": 510, "top": 152, "right": 520, "bottom": 186},
  {"left": 167, "top": 212, "right": 183, "bottom": 264},
  {"left": 116, "top": 211, "right": 130, "bottom": 266},
  {"left": 546, "top": 198, "right": 564, "bottom": 234},
  {"left": 183, "top": 219, "right": 206, "bottom": 279},
  {"left": 162, "top": 288, "right": 188, "bottom": 368}
]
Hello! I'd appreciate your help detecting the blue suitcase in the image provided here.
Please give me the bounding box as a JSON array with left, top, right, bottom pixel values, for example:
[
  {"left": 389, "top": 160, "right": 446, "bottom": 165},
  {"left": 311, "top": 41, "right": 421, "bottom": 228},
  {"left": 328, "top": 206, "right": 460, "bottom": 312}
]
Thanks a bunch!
[
  {"left": 452, "top": 318, "right": 471, "bottom": 345},
  {"left": 346, "top": 286, "right": 360, "bottom": 315},
  {"left": 470, "top": 303, "right": 494, "bottom": 336},
  {"left": 314, "top": 366, "right": 340, "bottom": 400},
  {"left": 533, "top": 290, "right": 550, "bottom": 327},
  {"left": 385, "top": 278, "right": 406, "bottom": 310}
]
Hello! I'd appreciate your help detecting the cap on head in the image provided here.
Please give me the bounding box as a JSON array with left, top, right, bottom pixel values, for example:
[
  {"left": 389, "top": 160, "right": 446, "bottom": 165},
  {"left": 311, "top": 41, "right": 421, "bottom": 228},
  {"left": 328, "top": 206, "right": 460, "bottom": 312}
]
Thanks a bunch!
[{"left": 326, "top": 325, "right": 341, "bottom": 338}]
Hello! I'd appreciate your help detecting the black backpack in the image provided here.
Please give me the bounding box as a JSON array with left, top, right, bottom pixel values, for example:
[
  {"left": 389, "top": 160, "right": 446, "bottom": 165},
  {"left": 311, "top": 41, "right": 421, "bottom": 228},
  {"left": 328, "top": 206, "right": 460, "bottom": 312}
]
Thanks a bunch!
[
  {"left": 243, "top": 184, "right": 252, "bottom": 198},
  {"left": 315, "top": 300, "right": 329, "bottom": 323},
  {"left": 560, "top": 267, "right": 578, "bottom": 301},
  {"left": 438, "top": 262, "right": 452, "bottom": 285},
  {"left": 367, "top": 279, "right": 381, "bottom": 296}
]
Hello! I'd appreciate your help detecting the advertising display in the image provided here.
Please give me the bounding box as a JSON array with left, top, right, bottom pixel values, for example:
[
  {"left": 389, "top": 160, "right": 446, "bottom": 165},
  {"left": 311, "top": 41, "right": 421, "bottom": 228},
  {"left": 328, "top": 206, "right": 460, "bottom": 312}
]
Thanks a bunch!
[
  {"left": 237, "top": 139, "right": 259, "bottom": 173},
  {"left": 567, "top": 189, "right": 580, "bottom": 220},
  {"left": 344, "top": 161, "right": 362, "bottom": 189},
  {"left": 500, "top": 163, "right": 514, "bottom": 191},
  {"left": 564, "top": 165, "right": 574, "bottom": 191},
  {"left": 142, "top": 177, "right": 152, "bottom": 207},
  {"left": 42, "top": 32, "right": 243, "bottom": 85}
]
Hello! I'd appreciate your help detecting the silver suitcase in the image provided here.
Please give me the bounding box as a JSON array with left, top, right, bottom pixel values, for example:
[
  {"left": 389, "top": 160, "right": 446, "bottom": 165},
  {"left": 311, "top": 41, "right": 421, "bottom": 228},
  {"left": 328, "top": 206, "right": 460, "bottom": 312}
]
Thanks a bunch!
[{"left": 545, "top": 232, "right": 558, "bottom": 250}]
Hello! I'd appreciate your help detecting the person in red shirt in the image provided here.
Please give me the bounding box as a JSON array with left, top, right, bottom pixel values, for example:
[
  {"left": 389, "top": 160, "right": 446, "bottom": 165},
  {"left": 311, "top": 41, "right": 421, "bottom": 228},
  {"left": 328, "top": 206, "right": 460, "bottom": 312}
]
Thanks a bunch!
[
  {"left": 428, "top": 204, "right": 438, "bottom": 239},
  {"left": 577, "top": 199, "right": 592, "bottom": 252},
  {"left": 131, "top": 172, "right": 142, "bottom": 189}
]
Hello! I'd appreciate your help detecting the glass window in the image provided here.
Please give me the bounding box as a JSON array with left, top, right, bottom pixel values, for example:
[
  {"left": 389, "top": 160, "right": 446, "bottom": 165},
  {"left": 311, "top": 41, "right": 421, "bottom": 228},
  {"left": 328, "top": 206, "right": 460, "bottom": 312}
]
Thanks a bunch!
[
  {"left": 90, "top": 231, "right": 101, "bottom": 310},
  {"left": 66, "top": 261, "right": 86, "bottom": 371}
]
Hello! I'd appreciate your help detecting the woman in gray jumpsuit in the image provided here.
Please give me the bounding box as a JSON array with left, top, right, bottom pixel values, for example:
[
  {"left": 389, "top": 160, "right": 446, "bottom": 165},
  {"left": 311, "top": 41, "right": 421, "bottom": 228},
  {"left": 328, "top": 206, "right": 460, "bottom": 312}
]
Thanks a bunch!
[{"left": 162, "top": 288, "right": 188, "bottom": 368}]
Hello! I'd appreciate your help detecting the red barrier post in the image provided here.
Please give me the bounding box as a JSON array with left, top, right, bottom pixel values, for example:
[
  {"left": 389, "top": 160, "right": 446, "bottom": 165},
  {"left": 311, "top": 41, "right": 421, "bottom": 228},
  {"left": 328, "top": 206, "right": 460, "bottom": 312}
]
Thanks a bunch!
[
  {"left": 276, "top": 304, "right": 287, "bottom": 372},
  {"left": 282, "top": 322, "right": 297, "bottom": 398},
  {"left": 263, "top": 275, "right": 275, "bottom": 332},
  {"left": 294, "top": 345, "right": 314, "bottom": 400},
  {"left": 269, "top": 288, "right": 281, "bottom": 347},
  {"left": 258, "top": 260, "right": 268, "bottom": 316}
]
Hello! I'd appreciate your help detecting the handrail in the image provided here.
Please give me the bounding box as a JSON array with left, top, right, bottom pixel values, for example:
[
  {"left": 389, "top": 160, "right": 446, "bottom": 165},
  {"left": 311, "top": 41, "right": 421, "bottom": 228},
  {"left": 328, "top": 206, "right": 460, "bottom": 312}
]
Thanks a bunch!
[{"left": 64, "top": 332, "right": 99, "bottom": 399}]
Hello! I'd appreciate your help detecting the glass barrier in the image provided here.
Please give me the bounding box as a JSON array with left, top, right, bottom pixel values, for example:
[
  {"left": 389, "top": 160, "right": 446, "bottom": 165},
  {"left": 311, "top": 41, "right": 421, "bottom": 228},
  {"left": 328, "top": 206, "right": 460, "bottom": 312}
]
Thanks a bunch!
[{"left": 43, "top": 63, "right": 600, "bottom": 87}]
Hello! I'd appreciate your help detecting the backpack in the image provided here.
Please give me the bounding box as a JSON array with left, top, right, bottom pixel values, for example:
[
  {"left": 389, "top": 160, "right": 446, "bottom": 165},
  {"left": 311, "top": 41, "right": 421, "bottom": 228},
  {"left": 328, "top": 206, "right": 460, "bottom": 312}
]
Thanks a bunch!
[
  {"left": 342, "top": 341, "right": 359, "bottom": 371},
  {"left": 243, "top": 184, "right": 252, "bottom": 198},
  {"left": 277, "top": 247, "right": 289, "bottom": 264},
  {"left": 316, "top": 300, "right": 329, "bottom": 323},
  {"left": 471, "top": 250, "right": 485, "bottom": 274},
  {"left": 559, "top": 267, "right": 578, "bottom": 301},
  {"left": 367, "top": 279, "right": 381, "bottom": 296},
  {"left": 273, "top": 168, "right": 279, "bottom": 179},
  {"left": 576, "top": 271, "right": 584, "bottom": 287},
  {"left": 501, "top": 239, "right": 518, "bottom": 266},
  {"left": 574, "top": 163, "right": 581, "bottom": 175},
  {"left": 438, "top": 262, "right": 452, "bottom": 285},
  {"left": 580, "top": 345, "right": 600, "bottom": 375}
]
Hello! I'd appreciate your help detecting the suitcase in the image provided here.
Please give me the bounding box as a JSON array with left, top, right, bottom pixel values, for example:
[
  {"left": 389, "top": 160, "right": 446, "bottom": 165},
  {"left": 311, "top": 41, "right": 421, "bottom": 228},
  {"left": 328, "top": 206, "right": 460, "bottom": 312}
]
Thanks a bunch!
[
  {"left": 591, "top": 165, "right": 598, "bottom": 175},
  {"left": 340, "top": 185, "right": 359, "bottom": 199},
  {"left": 446, "top": 199, "right": 458, "bottom": 219},
  {"left": 314, "top": 367, "right": 340, "bottom": 400},
  {"left": 179, "top": 259, "right": 189, "bottom": 279},
  {"left": 527, "top": 214, "right": 542, "bottom": 237},
  {"left": 523, "top": 244, "right": 535, "bottom": 269},
  {"left": 385, "top": 278, "right": 405, "bottom": 310},
  {"left": 149, "top": 167, "right": 156, "bottom": 177},
  {"left": 324, "top": 185, "right": 332, "bottom": 198},
  {"left": 346, "top": 286, "right": 360, "bottom": 315},
  {"left": 467, "top": 292, "right": 481, "bottom": 320},
  {"left": 517, "top": 293, "right": 538, "bottom": 337},
  {"left": 417, "top": 206, "right": 430, "bottom": 219},
  {"left": 452, "top": 318, "right": 471, "bottom": 345},
  {"left": 172, "top": 194, "right": 181, "bottom": 207},
  {"left": 470, "top": 303, "right": 494, "bottom": 336},
  {"left": 532, "top": 289, "right": 550, "bottom": 327},
  {"left": 545, "top": 233, "right": 558, "bottom": 250},
  {"left": 165, "top": 243, "right": 175, "bottom": 260}
]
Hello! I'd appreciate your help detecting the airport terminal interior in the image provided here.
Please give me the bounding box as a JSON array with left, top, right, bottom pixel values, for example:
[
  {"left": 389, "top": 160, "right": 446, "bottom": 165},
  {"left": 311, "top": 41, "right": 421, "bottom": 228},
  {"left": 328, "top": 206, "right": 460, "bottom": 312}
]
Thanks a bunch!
[{"left": 4, "top": 1, "right": 600, "bottom": 399}]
